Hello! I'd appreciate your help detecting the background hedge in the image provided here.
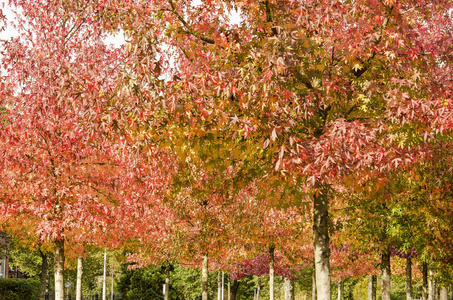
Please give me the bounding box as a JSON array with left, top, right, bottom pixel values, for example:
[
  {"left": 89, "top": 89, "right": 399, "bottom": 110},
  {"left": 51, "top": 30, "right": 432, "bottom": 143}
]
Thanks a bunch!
[{"left": 0, "top": 278, "right": 40, "bottom": 300}]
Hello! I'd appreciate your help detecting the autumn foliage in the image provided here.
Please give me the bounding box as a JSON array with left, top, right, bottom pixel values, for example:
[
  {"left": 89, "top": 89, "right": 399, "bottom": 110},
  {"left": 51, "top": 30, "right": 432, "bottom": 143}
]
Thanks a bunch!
[{"left": 1, "top": 0, "right": 453, "bottom": 299}]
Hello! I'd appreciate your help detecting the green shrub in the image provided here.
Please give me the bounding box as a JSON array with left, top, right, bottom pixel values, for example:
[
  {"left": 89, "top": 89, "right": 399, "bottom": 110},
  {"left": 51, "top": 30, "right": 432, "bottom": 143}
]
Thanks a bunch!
[{"left": 0, "top": 278, "right": 40, "bottom": 300}]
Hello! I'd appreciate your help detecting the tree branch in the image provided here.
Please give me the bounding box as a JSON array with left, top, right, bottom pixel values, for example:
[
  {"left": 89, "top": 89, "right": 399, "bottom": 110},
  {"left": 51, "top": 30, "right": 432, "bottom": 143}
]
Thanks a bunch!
[
  {"left": 353, "top": 6, "right": 394, "bottom": 79},
  {"left": 168, "top": 0, "right": 215, "bottom": 44},
  {"left": 264, "top": 0, "right": 278, "bottom": 36},
  {"left": 63, "top": 18, "right": 87, "bottom": 47}
]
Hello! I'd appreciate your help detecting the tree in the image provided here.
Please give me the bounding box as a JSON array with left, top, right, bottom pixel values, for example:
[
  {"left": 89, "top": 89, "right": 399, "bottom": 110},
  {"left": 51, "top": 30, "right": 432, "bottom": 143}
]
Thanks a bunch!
[
  {"left": 12, "top": 1, "right": 453, "bottom": 300},
  {"left": 0, "top": 1, "right": 124, "bottom": 299}
]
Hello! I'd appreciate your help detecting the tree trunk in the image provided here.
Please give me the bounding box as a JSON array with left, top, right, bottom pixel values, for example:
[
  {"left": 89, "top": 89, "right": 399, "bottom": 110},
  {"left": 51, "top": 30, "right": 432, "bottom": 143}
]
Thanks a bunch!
[
  {"left": 406, "top": 257, "right": 412, "bottom": 300},
  {"left": 284, "top": 277, "right": 294, "bottom": 300},
  {"left": 54, "top": 239, "right": 65, "bottom": 300},
  {"left": 313, "top": 186, "right": 331, "bottom": 300},
  {"left": 381, "top": 248, "right": 391, "bottom": 300},
  {"left": 429, "top": 269, "right": 434, "bottom": 300},
  {"left": 230, "top": 279, "right": 240, "bottom": 300},
  {"left": 76, "top": 257, "right": 83, "bottom": 300},
  {"left": 338, "top": 278, "right": 344, "bottom": 300},
  {"left": 423, "top": 263, "right": 428, "bottom": 300},
  {"left": 257, "top": 276, "right": 261, "bottom": 300},
  {"left": 202, "top": 253, "right": 209, "bottom": 300},
  {"left": 218, "top": 271, "right": 222, "bottom": 300},
  {"left": 440, "top": 287, "right": 448, "bottom": 300},
  {"left": 103, "top": 248, "right": 107, "bottom": 300},
  {"left": 39, "top": 251, "right": 49, "bottom": 300},
  {"left": 164, "top": 262, "right": 170, "bottom": 300},
  {"left": 312, "top": 265, "right": 317, "bottom": 300},
  {"left": 368, "top": 275, "right": 376, "bottom": 300},
  {"left": 434, "top": 277, "right": 438, "bottom": 300},
  {"left": 269, "top": 245, "right": 275, "bottom": 300}
]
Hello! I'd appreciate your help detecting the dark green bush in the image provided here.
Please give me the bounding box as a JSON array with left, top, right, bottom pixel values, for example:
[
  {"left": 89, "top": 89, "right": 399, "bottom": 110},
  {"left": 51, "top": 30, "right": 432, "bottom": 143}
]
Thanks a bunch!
[{"left": 0, "top": 278, "right": 40, "bottom": 300}]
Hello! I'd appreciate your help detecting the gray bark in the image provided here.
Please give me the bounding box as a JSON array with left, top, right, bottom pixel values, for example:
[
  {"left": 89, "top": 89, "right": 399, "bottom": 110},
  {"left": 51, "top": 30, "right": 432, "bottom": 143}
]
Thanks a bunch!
[
  {"left": 313, "top": 186, "right": 331, "bottom": 300},
  {"left": 338, "top": 278, "right": 344, "bottom": 300},
  {"left": 257, "top": 276, "right": 261, "bottom": 300},
  {"left": 269, "top": 246, "right": 275, "bottom": 300},
  {"left": 164, "top": 262, "right": 170, "bottom": 300},
  {"left": 202, "top": 254, "right": 209, "bottom": 300},
  {"left": 368, "top": 275, "right": 376, "bottom": 300},
  {"left": 39, "top": 251, "right": 49, "bottom": 300},
  {"left": 429, "top": 269, "right": 434, "bottom": 300},
  {"left": 102, "top": 248, "right": 107, "bottom": 300},
  {"left": 423, "top": 263, "right": 428, "bottom": 300},
  {"left": 218, "top": 271, "right": 222, "bottom": 300},
  {"left": 284, "top": 277, "right": 294, "bottom": 300},
  {"left": 381, "top": 248, "right": 391, "bottom": 300},
  {"left": 312, "top": 265, "right": 317, "bottom": 300},
  {"left": 228, "top": 279, "right": 230, "bottom": 300},
  {"left": 440, "top": 287, "right": 448, "bottom": 300},
  {"left": 76, "top": 257, "right": 83, "bottom": 300},
  {"left": 54, "top": 239, "right": 65, "bottom": 300},
  {"left": 406, "top": 257, "right": 412, "bottom": 300},
  {"left": 434, "top": 277, "right": 438, "bottom": 300}
]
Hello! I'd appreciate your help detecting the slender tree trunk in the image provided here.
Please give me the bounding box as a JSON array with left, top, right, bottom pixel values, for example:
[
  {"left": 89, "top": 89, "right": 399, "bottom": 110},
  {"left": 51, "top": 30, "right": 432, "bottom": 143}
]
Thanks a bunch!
[
  {"left": 218, "top": 271, "right": 222, "bottom": 300},
  {"left": 429, "top": 269, "right": 435, "bottom": 300},
  {"left": 164, "top": 262, "right": 170, "bottom": 300},
  {"left": 39, "top": 251, "right": 49, "bottom": 300},
  {"left": 313, "top": 186, "right": 331, "bottom": 300},
  {"left": 338, "top": 278, "right": 344, "bottom": 300},
  {"left": 230, "top": 279, "right": 240, "bottom": 300},
  {"left": 440, "top": 287, "right": 448, "bottom": 300},
  {"left": 381, "top": 248, "right": 391, "bottom": 300},
  {"left": 111, "top": 272, "right": 114, "bottom": 300},
  {"left": 423, "top": 263, "right": 428, "bottom": 300},
  {"left": 102, "top": 248, "right": 107, "bottom": 300},
  {"left": 269, "top": 245, "right": 275, "bottom": 300},
  {"left": 257, "top": 276, "right": 261, "bottom": 300},
  {"left": 54, "top": 238, "right": 65, "bottom": 300},
  {"left": 76, "top": 257, "right": 83, "bottom": 300},
  {"left": 312, "top": 264, "right": 317, "bottom": 300},
  {"left": 434, "top": 277, "right": 438, "bottom": 300},
  {"left": 368, "top": 275, "right": 376, "bottom": 300},
  {"left": 284, "top": 277, "right": 294, "bottom": 300},
  {"left": 202, "top": 253, "right": 209, "bottom": 300},
  {"left": 228, "top": 278, "right": 231, "bottom": 300},
  {"left": 406, "top": 257, "right": 412, "bottom": 300}
]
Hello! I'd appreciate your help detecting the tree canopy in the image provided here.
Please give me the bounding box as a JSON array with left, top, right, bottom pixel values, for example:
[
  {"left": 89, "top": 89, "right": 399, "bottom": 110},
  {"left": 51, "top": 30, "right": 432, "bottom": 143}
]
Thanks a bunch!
[{"left": 1, "top": 0, "right": 453, "bottom": 300}]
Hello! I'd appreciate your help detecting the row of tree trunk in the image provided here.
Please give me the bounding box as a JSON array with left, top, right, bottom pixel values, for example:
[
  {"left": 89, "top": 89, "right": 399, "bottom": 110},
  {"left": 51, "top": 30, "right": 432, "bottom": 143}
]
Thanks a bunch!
[
  {"left": 367, "top": 256, "right": 444, "bottom": 300},
  {"left": 49, "top": 242, "right": 450, "bottom": 300},
  {"left": 201, "top": 248, "right": 295, "bottom": 300},
  {"left": 201, "top": 250, "right": 448, "bottom": 300}
]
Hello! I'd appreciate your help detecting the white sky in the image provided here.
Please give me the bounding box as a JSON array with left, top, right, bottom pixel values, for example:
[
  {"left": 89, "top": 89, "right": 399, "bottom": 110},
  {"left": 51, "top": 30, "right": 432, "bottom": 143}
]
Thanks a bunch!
[
  {"left": 0, "top": 0, "right": 241, "bottom": 44},
  {"left": 0, "top": 1, "right": 126, "bottom": 46},
  {"left": 0, "top": 2, "right": 18, "bottom": 41}
]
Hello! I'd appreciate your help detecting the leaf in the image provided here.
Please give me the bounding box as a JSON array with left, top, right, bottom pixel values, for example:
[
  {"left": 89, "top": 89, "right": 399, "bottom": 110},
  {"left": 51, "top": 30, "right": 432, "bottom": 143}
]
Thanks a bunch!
[
  {"left": 352, "top": 63, "right": 362, "bottom": 72},
  {"left": 271, "top": 128, "right": 277, "bottom": 141}
]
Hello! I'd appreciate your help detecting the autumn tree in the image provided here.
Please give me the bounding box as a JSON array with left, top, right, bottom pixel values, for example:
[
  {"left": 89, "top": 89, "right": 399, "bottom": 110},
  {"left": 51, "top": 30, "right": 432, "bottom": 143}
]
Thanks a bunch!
[
  {"left": 0, "top": 1, "right": 125, "bottom": 299},
  {"left": 37, "top": 1, "right": 453, "bottom": 300}
]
